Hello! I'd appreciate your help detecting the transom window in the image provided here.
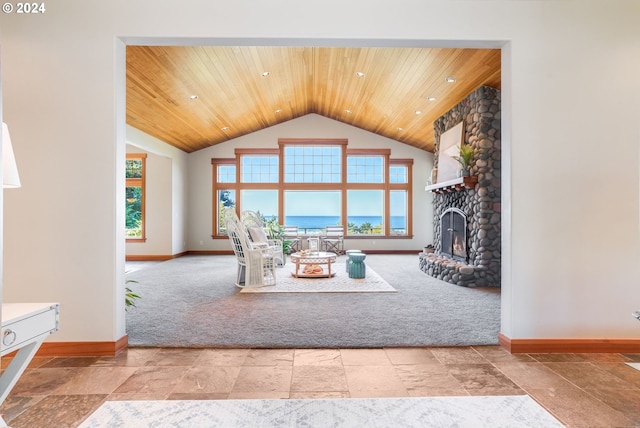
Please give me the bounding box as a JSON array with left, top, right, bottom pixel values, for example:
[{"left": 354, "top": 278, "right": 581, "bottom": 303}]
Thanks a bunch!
[
  {"left": 241, "top": 155, "right": 278, "bottom": 183},
  {"left": 211, "top": 139, "right": 412, "bottom": 238},
  {"left": 347, "top": 155, "right": 384, "bottom": 183},
  {"left": 283, "top": 145, "right": 341, "bottom": 183}
]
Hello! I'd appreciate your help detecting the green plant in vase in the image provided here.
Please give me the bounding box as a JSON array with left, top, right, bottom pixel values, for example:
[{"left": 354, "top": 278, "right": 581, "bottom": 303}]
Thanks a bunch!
[{"left": 453, "top": 144, "right": 474, "bottom": 177}]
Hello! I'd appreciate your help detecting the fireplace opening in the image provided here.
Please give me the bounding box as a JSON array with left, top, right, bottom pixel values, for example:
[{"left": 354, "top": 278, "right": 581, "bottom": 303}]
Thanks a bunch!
[{"left": 441, "top": 208, "right": 468, "bottom": 262}]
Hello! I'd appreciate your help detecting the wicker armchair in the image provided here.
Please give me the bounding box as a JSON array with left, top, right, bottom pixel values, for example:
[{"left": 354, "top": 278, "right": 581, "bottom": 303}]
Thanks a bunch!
[
  {"left": 240, "top": 210, "right": 285, "bottom": 267},
  {"left": 224, "top": 209, "right": 277, "bottom": 288}
]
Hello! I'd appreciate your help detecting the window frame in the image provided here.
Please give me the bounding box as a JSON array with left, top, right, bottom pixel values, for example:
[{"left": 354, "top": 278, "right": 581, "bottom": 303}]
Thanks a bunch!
[
  {"left": 211, "top": 140, "right": 413, "bottom": 239},
  {"left": 125, "top": 153, "right": 147, "bottom": 243}
]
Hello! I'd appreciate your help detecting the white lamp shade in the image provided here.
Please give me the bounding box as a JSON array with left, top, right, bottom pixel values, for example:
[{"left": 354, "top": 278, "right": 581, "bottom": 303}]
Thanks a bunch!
[{"left": 2, "top": 122, "right": 21, "bottom": 188}]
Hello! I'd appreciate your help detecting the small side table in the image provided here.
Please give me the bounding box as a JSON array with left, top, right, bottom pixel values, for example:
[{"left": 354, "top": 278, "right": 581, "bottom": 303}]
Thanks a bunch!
[{"left": 0, "top": 303, "right": 60, "bottom": 427}]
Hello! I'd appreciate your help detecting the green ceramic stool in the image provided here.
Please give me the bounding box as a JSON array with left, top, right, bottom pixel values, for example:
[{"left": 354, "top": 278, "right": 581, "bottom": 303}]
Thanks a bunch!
[
  {"left": 348, "top": 252, "right": 367, "bottom": 279},
  {"left": 345, "top": 249, "right": 362, "bottom": 273}
]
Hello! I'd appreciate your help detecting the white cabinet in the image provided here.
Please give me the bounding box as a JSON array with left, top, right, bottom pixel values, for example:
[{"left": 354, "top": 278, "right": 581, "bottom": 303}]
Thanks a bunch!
[{"left": 0, "top": 303, "right": 59, "bottom": 427}]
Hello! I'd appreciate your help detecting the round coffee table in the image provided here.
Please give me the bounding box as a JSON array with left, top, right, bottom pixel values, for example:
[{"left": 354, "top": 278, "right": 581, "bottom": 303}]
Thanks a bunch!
[{"left": 290, "top": 251, "right": 337, "bottom": 278}]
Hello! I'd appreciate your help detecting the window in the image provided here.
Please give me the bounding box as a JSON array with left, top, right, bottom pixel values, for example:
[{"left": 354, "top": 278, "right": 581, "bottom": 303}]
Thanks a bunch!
[
  {"left": 347, "top": 155, "right": 384, "bottom": 183},
  {"left": 211, "top": 140, "right": 413, "bottom": 238},
  {"left": 212, "top": 159, "right": 237, "bottom": 236},
  {"left": 284, "top": 145, "right": 341, "bottom": 183},
  {"left": 347, "top": 190, "right": 384, "bottom": 235},
  {"left": 241, "top": 155, "right": 278, "bottom": 183},
  {"left": 126, "top": 154, "right": 146, "bottom": 241}
]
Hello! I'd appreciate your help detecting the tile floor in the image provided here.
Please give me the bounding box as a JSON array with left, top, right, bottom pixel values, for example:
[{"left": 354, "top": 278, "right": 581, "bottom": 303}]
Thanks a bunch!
[{"left": 1, "top": 346, "right": 640, "bottom": 427}]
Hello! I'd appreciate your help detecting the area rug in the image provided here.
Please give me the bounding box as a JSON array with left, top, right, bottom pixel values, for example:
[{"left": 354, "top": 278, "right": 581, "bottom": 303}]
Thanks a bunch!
[
  {"left": 79, "top": 396, "right": 564, "bottom": 428},
  {"left": 240, "top": 262, "right": 397, "bottom": 293}
]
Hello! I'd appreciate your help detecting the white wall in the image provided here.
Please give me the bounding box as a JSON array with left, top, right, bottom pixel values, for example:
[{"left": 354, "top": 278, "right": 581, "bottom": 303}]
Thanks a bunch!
[
  {"left": 125, "top": 127, "right": 189, "bottom": 257},
  {"left": 125, "top": 144, "right": 172, "bottom": 257},
  {"left": 188, "top": 114, "right": 433, "bottom": 253},
  {"left": 0, "top": 0, "right": 638, "bottom": 343}
]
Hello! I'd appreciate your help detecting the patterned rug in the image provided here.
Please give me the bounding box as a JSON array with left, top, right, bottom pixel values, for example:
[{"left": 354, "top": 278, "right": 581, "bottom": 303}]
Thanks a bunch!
[
  {"left": 79, "top": 396, "right": 564, "bottom": 428},
  {"left": 240, "top": 262, "right": 397, "bottom": 293}
]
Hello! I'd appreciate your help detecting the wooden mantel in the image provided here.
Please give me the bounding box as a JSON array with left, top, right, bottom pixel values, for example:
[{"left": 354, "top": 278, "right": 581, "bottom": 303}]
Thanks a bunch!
[{"left": 425, "top": 176, "right": 478, "bottom": 194}]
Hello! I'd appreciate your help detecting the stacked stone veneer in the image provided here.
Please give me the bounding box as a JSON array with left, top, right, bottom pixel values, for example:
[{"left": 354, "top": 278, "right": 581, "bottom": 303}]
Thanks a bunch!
[{"left": 419, "top": 85, "right": 501, "bottom": 287}]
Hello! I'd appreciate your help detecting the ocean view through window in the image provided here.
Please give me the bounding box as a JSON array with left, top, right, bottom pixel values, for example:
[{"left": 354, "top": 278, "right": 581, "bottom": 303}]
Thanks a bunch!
[{"left": 211, "top": 139, "right": 412, "bottom": 238}]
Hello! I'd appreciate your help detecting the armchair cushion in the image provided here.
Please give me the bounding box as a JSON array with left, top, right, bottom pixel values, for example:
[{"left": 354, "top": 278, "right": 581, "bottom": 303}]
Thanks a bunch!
[{"left": 248, "top": 226, "right": 269, "bottom": 244}]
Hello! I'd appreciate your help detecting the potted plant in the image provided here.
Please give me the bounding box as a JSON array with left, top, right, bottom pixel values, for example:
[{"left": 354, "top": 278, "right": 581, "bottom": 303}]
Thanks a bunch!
[
  {"left": 453, "top": 144, "right": 474, "bottom": 176},
  {"left": 125, "top": 279, "right": 141, "bottom": 311}
]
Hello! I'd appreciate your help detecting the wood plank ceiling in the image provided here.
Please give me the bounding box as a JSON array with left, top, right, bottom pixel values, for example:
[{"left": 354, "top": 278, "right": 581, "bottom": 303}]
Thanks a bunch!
[{"left": 126, "top": 46, "right": 501, "bottom": 153}]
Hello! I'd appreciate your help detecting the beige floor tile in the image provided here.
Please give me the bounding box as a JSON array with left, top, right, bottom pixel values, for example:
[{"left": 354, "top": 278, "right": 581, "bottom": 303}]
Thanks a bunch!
[
  {"left": 106, "top": 392, "right": 171, "bottom": 400},
  {"left": 92, "top": 348, "right": 160, "bottom": 367},
  {"left": 227, "top": 391, "right": 289, "bottom": 399},
  {"left": 446, "top": 364, "right": 522, "bottom": 394},
  {"left": 9, "top": 368, "right": 78, "bottom": 396},
  {"left": 595, "top": 362, "right": 640, "bottom": 388},
  {"left": 53, "top": 367, "right": 138, "bottom": 395},
  {"left": 1, "top": 356, "right": 54, "bottom": 370},
  {"left": 172, "top": 366, "right": 241, "bottom": 394},
  {"left": 584, "top": 387, "right": 640, "bottom": 425},
  {"left": 167, "top": 392, "right": 230, "bottom": 400},
  {"left": 293, "top": 349, "right": 342, "bottom": 366},
  {"left": 8, "top": 395, "right": 106, "bottom": 428},
  {"left": 40, "top": 357, "right": 101, "bottom": 368},
  {"left": 340, "top": 349, "right": 391, "bottom": 366},
  {"left": 492, "top": 362, "right": 576, "bottom": 389},
  {"left": 143, "top": 348, "right": 203, "bottom": 367},
  {"left": 528, "top": 387, "right": 635, "bottom": 427},
  {"left": 194, "top": 349, "right": 250, "bottom": 366},
  {"left": 0, "top": 396, "right": 45, "bottom": 423},
  {"left": 348, "top": 389, "right": 411, "bottom": 398},
  {"left": 394, "top": 363, "right": 464, "bottom": 390},
  {"left": 471, "top": 346, "right": 536, "bottom": 363},
  {"left": 544, "top": 362, "right": 637, "bottom": 390},
  {"left": 289, "top": 391, "right": 350, "bottom": 399},
  {"left": 384, "top": 347, "right": 438, "bottom": 365},
  {"left": 344, "top": 365, "right": 406, "bottom": 394},
  {"left": 232, "top": 366, "right": 292, "bottom": 393},
  {"left": 431, "top": 347, "right": 488, "bottom": 365},
  {"left": 291, "top": 366, "right": 348, "bottom": 392},
  {"left": 244, "top": 349, "right": 294, "bottom": 366},
  {"left": 113, "top": 366, "right": 190, "bottom": 395},
  {"left": 407, "top": 388, "right": 470, "bottom": 397}
]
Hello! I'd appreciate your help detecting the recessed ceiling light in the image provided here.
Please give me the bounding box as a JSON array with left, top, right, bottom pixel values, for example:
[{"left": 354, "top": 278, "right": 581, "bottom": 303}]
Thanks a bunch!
[
  {"left": 414, "top": 110, "right": 423, "bottom": 115},
  {"left": 445, "top": 76, "right": 456, "bottom": 83},
  {"left": 397, "top": 127, "right": 404, "bottom": 132},
  {"left": 275, "top": 109, "right": 282, "bottom": 114},
  {"left": 344, "top": 109, "right": 352, "bottom": 114},
  {"left": 427, "top": 96, "right": 437, "bottom": 102},
  {"left": 261, "top": 71, "right": 270, "bottom": 77},
  {"left": 356, "top": 71, "right": 365, "bottom": 78},
  {"left": 221, "top": 126, "right": 229, "bottom": 131},
  {"left": 189, "top": 95, "right": 198, "bottom": 100}
]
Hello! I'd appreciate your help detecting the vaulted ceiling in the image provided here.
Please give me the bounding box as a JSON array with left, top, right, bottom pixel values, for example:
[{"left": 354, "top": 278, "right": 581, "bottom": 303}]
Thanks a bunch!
[{"left": 126, "top": 46, "right": 501, "bottom": 154}]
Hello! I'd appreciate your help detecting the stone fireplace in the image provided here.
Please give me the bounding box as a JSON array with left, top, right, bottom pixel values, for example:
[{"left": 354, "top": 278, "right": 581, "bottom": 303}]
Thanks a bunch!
[{"left": 420, "top": 85, "right": 501, "bottom": 287}]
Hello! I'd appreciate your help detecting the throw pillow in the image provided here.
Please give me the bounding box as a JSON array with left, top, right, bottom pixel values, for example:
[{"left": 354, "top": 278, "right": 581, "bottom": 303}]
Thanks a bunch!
[{"left": 248, "top": 226, "right": 269, "bottom": 243}]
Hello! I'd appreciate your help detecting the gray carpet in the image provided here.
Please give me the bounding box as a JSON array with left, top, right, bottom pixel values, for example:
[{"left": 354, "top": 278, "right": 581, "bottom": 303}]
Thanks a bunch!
[{"left": 125, "top": 254, "right": 500, "bottom": 348}]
